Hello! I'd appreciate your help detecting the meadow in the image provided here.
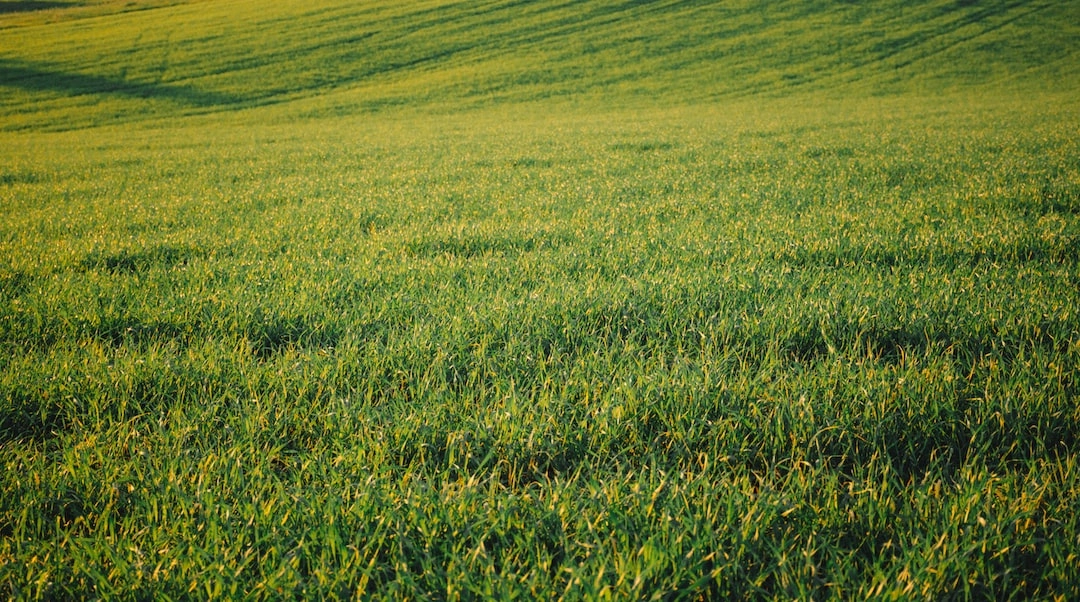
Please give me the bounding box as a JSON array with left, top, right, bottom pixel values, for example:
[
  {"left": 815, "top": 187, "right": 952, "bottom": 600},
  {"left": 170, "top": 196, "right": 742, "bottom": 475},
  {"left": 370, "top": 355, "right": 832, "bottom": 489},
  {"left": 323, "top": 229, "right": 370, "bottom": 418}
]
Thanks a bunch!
[{"left": 1, "top": 0, "right": 1079, "bottom": 599}]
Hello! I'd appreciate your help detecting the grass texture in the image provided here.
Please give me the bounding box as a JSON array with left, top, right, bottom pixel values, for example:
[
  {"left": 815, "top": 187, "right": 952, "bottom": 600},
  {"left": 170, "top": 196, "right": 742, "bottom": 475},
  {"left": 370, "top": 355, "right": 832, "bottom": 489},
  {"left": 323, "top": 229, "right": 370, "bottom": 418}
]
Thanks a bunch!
[{"left": 1, "top": 0, "right": 1079, "bottom": 599}]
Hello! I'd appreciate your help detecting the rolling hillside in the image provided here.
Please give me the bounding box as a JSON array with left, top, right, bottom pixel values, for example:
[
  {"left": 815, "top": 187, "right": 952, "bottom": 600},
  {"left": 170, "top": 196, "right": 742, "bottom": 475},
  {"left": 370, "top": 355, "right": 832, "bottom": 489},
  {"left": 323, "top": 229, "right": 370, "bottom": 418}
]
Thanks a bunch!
[
  {"left": 2, "top": 1, "right": 1080, "bottom": 599},
  {"left": 1, "top": 0, "right": 1078, "bottom": 130}
]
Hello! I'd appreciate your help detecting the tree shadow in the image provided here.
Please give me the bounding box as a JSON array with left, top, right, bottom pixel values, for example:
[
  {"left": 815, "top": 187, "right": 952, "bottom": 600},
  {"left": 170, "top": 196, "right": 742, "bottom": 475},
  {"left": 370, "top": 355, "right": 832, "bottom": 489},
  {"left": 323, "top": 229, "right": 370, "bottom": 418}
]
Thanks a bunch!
[
  {"left": 0, "top": 59, "right": 243, "bottom": 107},
  {"left": 0, "top": 1, "right": 70, "bottom": 14}
]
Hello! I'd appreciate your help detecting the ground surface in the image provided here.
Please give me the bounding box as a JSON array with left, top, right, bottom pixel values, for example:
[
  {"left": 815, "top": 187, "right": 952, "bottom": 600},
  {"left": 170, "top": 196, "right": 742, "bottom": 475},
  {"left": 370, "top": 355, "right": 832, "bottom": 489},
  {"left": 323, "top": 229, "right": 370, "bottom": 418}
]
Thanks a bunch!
[{"left": 1, "top": 1, "right": 1079, "bottom": 599}]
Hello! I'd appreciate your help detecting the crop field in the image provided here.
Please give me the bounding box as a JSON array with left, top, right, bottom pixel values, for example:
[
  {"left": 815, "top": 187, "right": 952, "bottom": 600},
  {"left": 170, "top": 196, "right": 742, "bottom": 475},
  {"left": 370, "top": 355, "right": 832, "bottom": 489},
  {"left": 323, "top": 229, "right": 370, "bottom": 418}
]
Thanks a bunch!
[{"left": 2, "top": 0, "right": 1080, "bottom": 599}]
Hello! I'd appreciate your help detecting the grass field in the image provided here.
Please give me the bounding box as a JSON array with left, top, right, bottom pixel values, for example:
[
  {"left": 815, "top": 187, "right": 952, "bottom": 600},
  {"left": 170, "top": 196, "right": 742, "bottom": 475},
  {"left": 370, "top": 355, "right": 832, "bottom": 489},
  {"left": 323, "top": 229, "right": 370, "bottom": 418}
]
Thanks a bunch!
[{"left": 2, "top": 0, "right": 1080, "bottom": 599}]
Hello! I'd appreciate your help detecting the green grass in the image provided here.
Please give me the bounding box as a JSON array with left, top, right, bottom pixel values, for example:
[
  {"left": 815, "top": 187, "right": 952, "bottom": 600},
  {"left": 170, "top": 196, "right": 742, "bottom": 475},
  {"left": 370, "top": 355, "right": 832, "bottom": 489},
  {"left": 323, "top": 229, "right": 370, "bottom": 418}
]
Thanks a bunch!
[
  {"left": 2, "top": 0, "right": 1078, "bottom": 130},
  {"left": 2, "top": 0, "right": 1080, "bottom": 599}
]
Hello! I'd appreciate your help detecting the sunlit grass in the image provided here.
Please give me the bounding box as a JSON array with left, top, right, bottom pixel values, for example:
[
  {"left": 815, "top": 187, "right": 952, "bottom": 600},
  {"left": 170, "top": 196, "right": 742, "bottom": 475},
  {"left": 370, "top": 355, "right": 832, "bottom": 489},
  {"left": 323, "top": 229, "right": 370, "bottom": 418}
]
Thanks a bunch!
[
  {"left": 2, "top": 98, "right": 1078, "bottom": 598},
  {"left": 1, "top": 0, "right": 1078, "bottom": 130},
  {"left": 2, "top": 0, "right": 1079, "bottom": 599}
]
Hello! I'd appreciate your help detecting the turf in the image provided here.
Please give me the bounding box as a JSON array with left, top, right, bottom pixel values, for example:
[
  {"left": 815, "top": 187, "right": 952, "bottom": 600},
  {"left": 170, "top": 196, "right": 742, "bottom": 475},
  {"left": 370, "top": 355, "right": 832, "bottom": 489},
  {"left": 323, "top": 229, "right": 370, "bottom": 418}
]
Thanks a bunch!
[{"left": 1, "top": 0, "right": 1079, "bottom": 599}]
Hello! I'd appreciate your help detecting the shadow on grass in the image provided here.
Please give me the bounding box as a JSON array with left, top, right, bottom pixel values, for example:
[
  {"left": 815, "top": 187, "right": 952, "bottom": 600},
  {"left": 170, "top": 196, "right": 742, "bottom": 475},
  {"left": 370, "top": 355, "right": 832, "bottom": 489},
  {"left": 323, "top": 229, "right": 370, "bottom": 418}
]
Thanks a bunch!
[
  {"left": 0, "top": 59, "right": 242, "bottom": 107},
  {"left": 0, "top": 1, "right": 69, "bottom": 14},
  {"left": 79, "top": 244, "right": 205, "bottom": 275}
]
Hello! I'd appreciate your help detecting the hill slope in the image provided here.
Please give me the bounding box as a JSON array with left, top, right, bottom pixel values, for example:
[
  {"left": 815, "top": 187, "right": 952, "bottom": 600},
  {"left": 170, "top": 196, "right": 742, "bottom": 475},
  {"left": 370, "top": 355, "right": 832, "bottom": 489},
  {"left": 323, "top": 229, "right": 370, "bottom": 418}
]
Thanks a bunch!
[
  {"left": 1, "top": 0, "right": 1078, "bottom": 130},
  {"left": 2, "top": 1, "right": 1080, "bottom": 599}
]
